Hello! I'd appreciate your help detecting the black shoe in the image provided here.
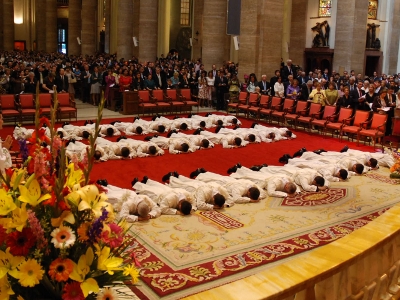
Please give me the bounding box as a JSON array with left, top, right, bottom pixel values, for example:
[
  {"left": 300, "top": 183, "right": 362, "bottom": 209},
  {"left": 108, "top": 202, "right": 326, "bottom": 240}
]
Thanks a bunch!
[
  {"left": 227, "top": 165, "right": 238, "bottom": 174},
  {"left": 193, "top": 128, "right": 203, "bottom": 135},
  {"left": 313, "top": 149, "right": 327, "bottom": 155},
  {"left": 199, "top": 168, "right": 207, "bottom": 173},
  {"left": 250, "top": 166, "right": 261, "bottom": 171},
  {"left": 167, "top": 129, "right": 178, "bottom": 138},
  {"left": 154, "top": 134, "right": 159, "bottom": 138},
  {"left": 103, "top": 179, "right": 108, "bottom": 186},
  {"left": 251, "top": 122, "right": 259, "bottom": 128},
  {"left": 131, "top": 177, "right": 139, "bottom": 186},
  {"left": 188, "top": 113, "right": 193, "bottom": 118},
  {"left": 340, "top": 145, "right": 349, "bottom": 153},
  {"left": 236, "top": 162, "right": 242, "bottom": 169},
  {"left": 133, "top": 116, "right": 140, "bottom": 121},
  {"left": 141, "top": 176, "right": 148, "bottom": 184},
  {"left": 279, "top": 156, "right": 289, "bottom": 164},
  {"left": 173, "top": 171, "right": 179, "bottom": 178},
  {"left": 293, "top": 148, "right": 306, "bottom": 158},
  {"left": 110, "top": 121, "right": 117, "bottom": 125},
  {"left": 162, "top": 172, "right": 174, "bottom": 182},
  {"left": 151, "top": 114, "right": 161, "bottom": 121},
  {"left": 173, "top": 115, "right": 180, "bottom": 120},
  {"left": 116, "top": 136, "right": 127, "bottom": 142},
  {"left": 215, "top": 125, "right": 224, "bottom": 133},
  {"left": 261, "top": 163, "right": 268, "bottom": 168},
  {"left": 205, "top": 112, "right": 212, "bottom": 117},
  {"left": 233, "top": 125, "right": 240, "bottom": 130},
  {"left": 63, "top": 121, "right": 70, "bottom": 127},
  {"left": 144, "top": 136, "right": 153, "bottom": 141}
]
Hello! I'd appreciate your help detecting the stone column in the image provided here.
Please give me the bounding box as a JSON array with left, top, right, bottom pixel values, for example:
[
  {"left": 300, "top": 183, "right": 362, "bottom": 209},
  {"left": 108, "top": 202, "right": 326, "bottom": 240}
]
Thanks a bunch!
[
  {"left": 238, "top": 0, "right": 284, "bottom": 79},
  {"left": 0, "top": 0, "right": 4, "bottom": 50},
  {"left": 117, "top": 0, "right": 133, "bottom": 60},
  {"left": 3, "top": 0, "right": 14, "bottom": 51},
  {"left": 132, "top": 0, "right": 140, "bottom": 58},
  {"left": 45, "top": 0, "right": 57, "bottom": 52},
  {"left": 333, "top": 0, "right": 368, "bottom": 75},
  {"left": 202, "top": 0, "right": 230, "bottom": 70},
  {"left": 81, "top": 0, "right": 97, "bottom": 56},
  {"left": 289, "top": 0, "right": 308, "bottom": 68},
  {"left": 35, "top": 0, "right": 46, "bottom": 51},
  {"left": 138, "top": 0, "right": 158, "bottom": 62},
  {"left": 104, "top": 0, "right": 110, "bottom": 53},
  {"left": 68, "top": 0, "right": 81, "bottom": 55},
  {"left": 192, "top": 0, "right": 204, "bottom": 60},
  {"left": 388, "top": 0, "right": 400, "bottom": 75}
]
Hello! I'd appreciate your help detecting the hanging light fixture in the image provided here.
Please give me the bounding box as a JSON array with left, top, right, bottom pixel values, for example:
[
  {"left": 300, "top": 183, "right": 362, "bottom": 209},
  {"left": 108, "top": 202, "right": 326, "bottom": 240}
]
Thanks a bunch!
[{"left": 14, "top": 0, "right": 24, "bottom": 24}]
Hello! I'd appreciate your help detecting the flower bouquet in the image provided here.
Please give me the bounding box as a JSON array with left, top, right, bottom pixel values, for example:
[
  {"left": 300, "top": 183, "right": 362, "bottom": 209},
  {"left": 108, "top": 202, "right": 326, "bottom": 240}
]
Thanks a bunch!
[
  {"left": 386, "top": 145, "right": 400, "bottom": 179},
  {"left": 0, "top": 87, "right": 139, "bottom": 300}
]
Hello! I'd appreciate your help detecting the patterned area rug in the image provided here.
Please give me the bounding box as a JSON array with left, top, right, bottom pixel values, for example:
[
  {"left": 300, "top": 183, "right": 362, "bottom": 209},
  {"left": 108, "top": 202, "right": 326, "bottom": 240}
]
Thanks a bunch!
[
  {"left": 129, "top": 169, "right": 400, "bottom": 299},
  {"left": 365, "top": 172, "right": 400, "bottom": 185}
]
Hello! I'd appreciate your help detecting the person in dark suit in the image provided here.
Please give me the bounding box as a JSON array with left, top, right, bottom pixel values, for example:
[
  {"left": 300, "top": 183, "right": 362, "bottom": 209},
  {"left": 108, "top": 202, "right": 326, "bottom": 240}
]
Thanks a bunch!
[
  {"left": 270, "top": 70, "right": 280, "bottom": 96},
  {"left": 214, "top": 71, "right": 228, "bottom": 110},
  {"left": 351, "top": 81, "right": 366, "bottom": 110},
  {"left": 297, "top": 72, "right": 307, "bottom": 86},
  {"left": 56, "top": 68, "right": 69, "bottom": 93},
  {"left": 257, "top": 75, "right": 270, "bottom": 95},
  {"left": 142, "top": 62, "right": 155, "bottom": 78},
  {"left": 300, "top": 80, "right": 313, "bottom": 101},
  {"left": 153, "top": 67, "right": 167, "bottom": 90},
  {"left": 336, "top": 87, "right": 353, "bottom": 108},
  {"left": 282, "top": 59, "right": 295, "bottom": 82},
  {"left": 24, "top": 72, "right": 38, "bottom": 94},
  {"left": 80, "top": 64, "right": 92, "bottom": 103}
]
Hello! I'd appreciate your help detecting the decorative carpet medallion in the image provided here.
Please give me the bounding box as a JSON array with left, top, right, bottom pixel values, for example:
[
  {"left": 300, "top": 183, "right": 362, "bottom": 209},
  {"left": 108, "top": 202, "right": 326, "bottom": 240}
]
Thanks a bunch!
[
  {"left": 365, "top": 172, "right": 400, "bottom": 184},
  {"left": 198, "top": 211, "right": 244, "bottom": 229},
  {"left": 280, "top": 188, "right": 347, "bottom": 207}
]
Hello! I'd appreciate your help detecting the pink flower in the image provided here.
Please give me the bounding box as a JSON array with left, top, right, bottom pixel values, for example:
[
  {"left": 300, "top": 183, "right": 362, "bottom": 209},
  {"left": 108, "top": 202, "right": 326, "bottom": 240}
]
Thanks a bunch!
[
  {"left": 101, "top": 223, "right": 123, "bottom": 248},
  {"left": 53, "top": 136, "right": 62, "bottom": 151},
  {"left": 28, "top": 210, "right": 48, "bottom": 253},
  {"left": 34, "top": 152, "right": 48, "bottom": 178}
]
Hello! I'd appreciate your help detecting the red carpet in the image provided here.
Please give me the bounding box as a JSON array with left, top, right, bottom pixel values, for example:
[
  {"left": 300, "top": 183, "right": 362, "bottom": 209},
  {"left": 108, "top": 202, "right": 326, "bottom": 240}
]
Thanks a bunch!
[{"left": 2, "top": 113, "right": 376, "bottom": 188}]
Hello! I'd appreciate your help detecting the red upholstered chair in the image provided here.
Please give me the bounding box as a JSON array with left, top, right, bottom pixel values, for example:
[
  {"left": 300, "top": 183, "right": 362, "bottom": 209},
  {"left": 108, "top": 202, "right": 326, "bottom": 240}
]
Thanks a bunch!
[
  {"left": 270, "top": 98, "right": 296, "bottom": 125},
  {"left": 165, "top": 89, "right": 184, "bottom": 114},
  {"left": 248, "top": 95, "right": 270, "bottom": 120},
  {"left": 340, "top": 110, "right": 371, "bottom": 142},
  {"left": 238, "top": 93, "right": 258, "bottom": 118},
  {"left": 179, "top": 89, "right": 199, "bottom": 113},
  {"left": 296, "top": 103, "right": 323, "bottom": 131},
  {"left": 57, "top": 93, "right": 77, "bottom": 121},
  {"left": 259, "top": 97, "right": 282, "bottom": 123},
  {"left": 284, "top": 100, "right": 309, "bottom": 129},
  {"left": 19, "top": 94, "right": 36, "bottom": 124},
  {"left": 310, "top": 105, "right": 337, "bottom": 134},
  {"left": 138, "top": 90, "right": 157, "bottom": 116},
  {"left": 38, "top": 93, "right": 52, "bottom": 116},
  {"left": 324, "top": 107, "right": 354, "bottom": 137},
  {"left": 357, "top": 113, "right": 387, "bottom": 147},
  {"left": 0, "top": 94, "right": 20, "bottom": 124},
  {"left": 151, "top": 89, "right": 170, "bottom": 114},
  {"left": 227, "top": 91, "right": 247, "bottom": 114}
]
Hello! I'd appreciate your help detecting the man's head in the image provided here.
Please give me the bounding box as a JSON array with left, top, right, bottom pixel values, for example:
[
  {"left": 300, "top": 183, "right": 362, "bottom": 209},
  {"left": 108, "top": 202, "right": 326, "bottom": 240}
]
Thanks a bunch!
[
  {"left": 285, "top": 130, "right": 292, "bottom": 138},
  {"left": 106, "top": 127, "right": 114, "bottom": 137},
  {"left": 180, "top": 123, "right": 188, "bottom": 130},
  {"left": 367, "top": 158, "right": 378, "bottom": 169},
  {"left": 57, "top": 131, "right": 64, "bottom": 139},
  {"left": 338, "top": 169, "right": 348, "bottom": 180},
  {"left": 120, "top": 147, "right": 130, "bottom": 158},
  {"left": 148, "top": 145, "right": 157, "bottom": 155},
  {"left": 248, "top": 187, "right": 260, "bottom": 200},
  {"left": 267, "top": 132, "right": 275, "bottom": 140},
  {"left": 136, "top": 126, "right": 143, "bottom": 134},
  {"left": 213, "top": 193, "right": 226, "bottom": 208},
  {"left": 248, "top": 134, "right": 256, "bottom": 143},
  {"left": 216, "top": 119, "right": 223, "bottom": 126},
  {"left": 178, "top": 200, "right": 192, "bottom": 215},
  {"left": 201, "top": 139, "right": 210, "bottom": 148},
  {"left": 82, "top": 131, "right": 90, "bottom": 139},
  {"left": 284, "top": 182, "right": 297, "bottom": 196},
  {"left": 313, "top": 176, "right": 325, "bottom": 187},
  {"left": 157, "top": 125, "right": 166, "bottom": 133},
  {"left": 232, "top": 118, "right": 238, "bottom": 125},
  {"left": 137, "top": 201, "right": 150, "bottom": 217},
  {"left": 234, "top": 137, "right": 242, "bottom": 146},
  {"left": 199, "top": 121, "right": 206, "bottom": 128},
  {"left": 181, "top": 143, "right": 189, "bottom": 152},
  {"left": 94, "top": 150, "right": 102, "bottom": 161},
  {"left": 353, "top": 163, "right": 364, "bottom": 175}
]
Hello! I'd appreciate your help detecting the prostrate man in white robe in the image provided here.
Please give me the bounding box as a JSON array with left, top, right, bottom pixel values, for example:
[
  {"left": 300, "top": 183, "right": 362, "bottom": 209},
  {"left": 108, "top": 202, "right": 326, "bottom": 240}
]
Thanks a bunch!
[
  {"left": 205, "top": 114, "right": 242, "bottom": 127},
  {"left": 122, "top": 138, "right": 164, "bottom": 157},
  {"left": 95, "top": 137, "right": 136, "bottom": 160},
  {"left": 168, "top": 175, "right": 231, "bottom": 209},
  {"left": 132, "top": 178, "right": 195, "bottom": 215},
  {"left": 170, "top": 132, "right": 214, "bottom": 150},
  {"left": 200, "top": 131, "right": 248, "bottom": 149},
  {"left": 253, "top": 124, "right": 295, "bottom": 142},
  {"left": 113, "top": 119, "right": 150, "bottom": 136},
  {"left": 195, "top": 171, "right": 265, "bottom": 203},
  {"left": 217, "top": 127, "right": 261, "bottom": 144}
]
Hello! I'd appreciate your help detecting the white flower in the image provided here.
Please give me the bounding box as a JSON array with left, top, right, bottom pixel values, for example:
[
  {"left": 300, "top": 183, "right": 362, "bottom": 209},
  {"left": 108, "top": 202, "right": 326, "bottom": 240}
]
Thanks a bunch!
[
  {"left": 50, "top": 226, "right": 76, "bottom": 248},
  {"left": 97, "top": 287, "right": 118, "bottom": 300}
]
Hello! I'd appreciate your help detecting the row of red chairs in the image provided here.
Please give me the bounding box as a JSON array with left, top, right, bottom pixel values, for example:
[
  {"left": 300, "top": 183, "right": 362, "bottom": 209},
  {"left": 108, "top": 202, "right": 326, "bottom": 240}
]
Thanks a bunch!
[
  {"left": 228, "top": 92, "right": 387, "bottom": 147},
  {"left": 0, "top": 93, "right": 77, "bottom": 124},
  {"left": 138, "top": 89, "right": 198, "bottom": 116}
]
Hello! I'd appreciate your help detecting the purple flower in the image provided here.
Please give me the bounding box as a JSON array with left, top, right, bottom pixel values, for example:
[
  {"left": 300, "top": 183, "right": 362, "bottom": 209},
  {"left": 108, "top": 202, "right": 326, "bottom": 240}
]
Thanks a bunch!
[
  {"left": 88, "top": 208, "right": 108, "bottom": 243},
  {"left": 18, "top": 139, "right": 29, "bottom": 162}
]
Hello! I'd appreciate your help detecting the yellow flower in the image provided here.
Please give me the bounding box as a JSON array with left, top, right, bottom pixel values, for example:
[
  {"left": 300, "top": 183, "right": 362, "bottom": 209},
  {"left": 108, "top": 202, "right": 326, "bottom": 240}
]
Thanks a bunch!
[
  {"left": 0, "top": 189, "right": 16, "bottom": 216},
  {"left": 96, "top": 246, "right": 123, "bottom": 275},
  {"left": 69, "top": 247, "right": 99, "bottom": 297},
  {"left": 0, "top": 248, "right": 24, "bottom": 279},
  {"left": 75, "top": 185, "right": 112, "bottom": 218},
  {"left": 17, "top": 259, "right": 44, "bottom": 287},
  {"left": 65, "top": 163, "right": 84, "bottom": 188},
  {"left": 18, "top": 178, "right": 51, "bottom": 207},
  {"left": 10, "top": 168, "right": 25, "bottom": 189},
  {"left": 0, "top": 276, "right": 14, "bottom": 299},
  {"left": 51, "top": 210, "right": 75, "bottom": 227},
  {"left": 9, "top": 203, "right": 28, "bottom": 232},
  {"left": 123, "top": 264, "right": 140, "bottom": 284}
]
